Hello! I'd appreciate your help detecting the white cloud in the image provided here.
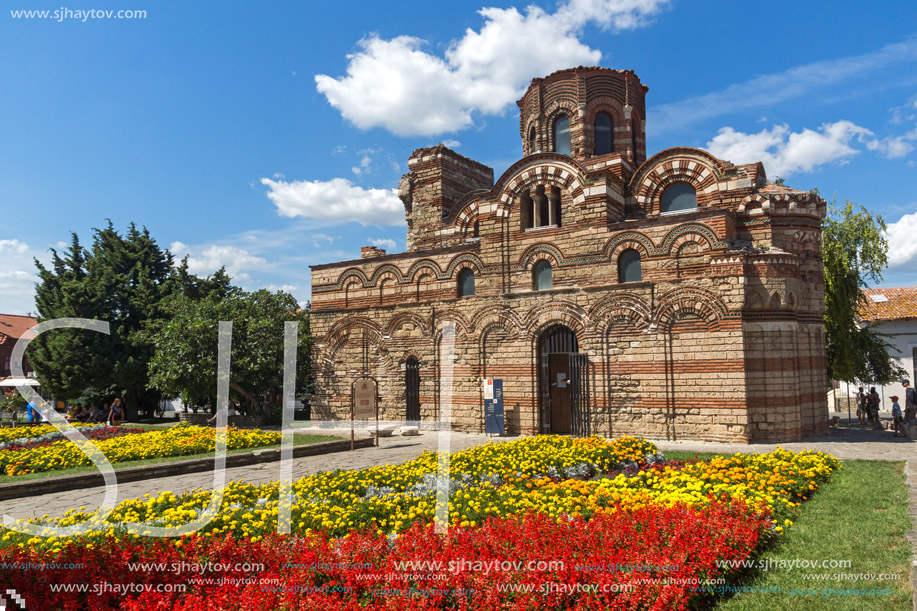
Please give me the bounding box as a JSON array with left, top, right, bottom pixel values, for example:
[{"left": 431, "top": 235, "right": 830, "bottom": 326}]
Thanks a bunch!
[
  {"left": 265, "top": 283, "right": 298, "bottom": 294},
  {"left": 368, "top": 238, "right": 397, "bottom": 251},
  {"left": 170, "top": 241, "right": 266, "bottom": 284},
  {"left": 261, "top": 177, "right": 405, "bottom": 226},
  {"left": 651, "top": 38, "right": 917, "bottom": 135},
  {"left": 0, "top": 239, "right": 43, "bottom": 315},
  {"left": 887, "top": 211, "right": 917, "bottom": 270},
  {"left": 706, "top": 121, "right": 874, "bottom": 177},
  {"left": 315, "top": 0, "right": 668, "bottom": 136},
  {"left": 310, "top": 233, "right": 336, "bottom": 248},
  {"left": 441, "top": 139, "right": 461, "bottom": 148},
  {"left": 890, "top": 94, "right": 917, "bottom": 124},
  {"left": 866, "top": 127, "right": 917, "bottom": 159},
  {"left": 0, "top": 239, "right": 29, "bottom": 255},
  {"left": 351, "top": 147, "right": 380, "bottom": 176}
]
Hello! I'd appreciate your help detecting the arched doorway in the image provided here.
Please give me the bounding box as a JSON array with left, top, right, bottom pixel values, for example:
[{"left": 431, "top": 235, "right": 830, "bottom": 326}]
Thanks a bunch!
[
  {"left": 405, "top": 356, "right": 420, "bottom": 422},
  {"left": 538, "top": 325, "right": 590, "bottom": 435}
]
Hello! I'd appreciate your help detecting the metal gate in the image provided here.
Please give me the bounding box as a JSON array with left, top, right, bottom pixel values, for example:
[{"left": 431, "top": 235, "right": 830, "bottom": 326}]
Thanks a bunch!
[
  {"left": 538, "top": 325, "right": 591, "bottom": 437},
  {"left": 569, "top": 353, "right": 591, "bottom": 437},
  {"left": 405, "top": 356, "right": 420, "bottom": 422}
]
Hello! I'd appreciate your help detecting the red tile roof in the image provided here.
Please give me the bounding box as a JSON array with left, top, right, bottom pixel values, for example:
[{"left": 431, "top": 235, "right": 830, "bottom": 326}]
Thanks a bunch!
[
  {"left": 0, "top": 314, "right": 37, "bottom": 345},
  {"left": 859, "top": 288, "right": 917, "bottom": 322}
]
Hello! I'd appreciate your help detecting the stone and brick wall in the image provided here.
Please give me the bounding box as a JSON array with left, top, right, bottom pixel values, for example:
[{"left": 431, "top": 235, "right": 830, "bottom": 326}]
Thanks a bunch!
[{"left": 309, "top": 67, "right": 829, "bottom": 444}]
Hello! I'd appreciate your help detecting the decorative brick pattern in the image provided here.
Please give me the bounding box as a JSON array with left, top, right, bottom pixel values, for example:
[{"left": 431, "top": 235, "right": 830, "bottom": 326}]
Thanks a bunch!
[{"left": 309, "top": 67, "right": 829, "bottom": 443}]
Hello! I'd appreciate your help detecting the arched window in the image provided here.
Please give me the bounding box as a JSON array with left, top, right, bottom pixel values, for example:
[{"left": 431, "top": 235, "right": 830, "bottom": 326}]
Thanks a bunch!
[
  {"left": 594, "top": 112, "right": 613, "bottom": 155},
  {"left": 661, "top": 182, "right": 697, "bottom": 213},
  {"left": 533, "top": 260, "right": 552, "bottom": 291},
  {"left": 528, "top": 126, "right": 537, "bottom": 154},
  {"left": 520, "top": 191, "right": 533, "bottom": 230},
  {"left": 618, "top": 249, "right": 642, "bottom": 283},
  {"left": 553, "top": 116, "right": 570, "bottom": 156},
  {"left": 472, "top": 220, "right": 479, "bottom": 238},
  {"left": 458, "top": 268, "right": 475, "bottom": 297}
]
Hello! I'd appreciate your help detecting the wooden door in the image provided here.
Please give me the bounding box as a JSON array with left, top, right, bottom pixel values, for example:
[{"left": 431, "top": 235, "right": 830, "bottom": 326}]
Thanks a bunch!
[
  {"left": 548, "top": 353, "right": 571, "bottom": 434},
  {"left": 405, "top": 356, "right": 420, "bottom": 421}
]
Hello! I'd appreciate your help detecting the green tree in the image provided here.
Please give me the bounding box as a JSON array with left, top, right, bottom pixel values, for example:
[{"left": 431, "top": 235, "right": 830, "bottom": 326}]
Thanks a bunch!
[
  {"left": 147, "top": 289, "right": 311, "bottom": 416},
  {"left": 822, "top": 200, "right": 906, "bottom": 384},
  {"left": 30, "top": 222, "right": 233, "bottom": 418}
]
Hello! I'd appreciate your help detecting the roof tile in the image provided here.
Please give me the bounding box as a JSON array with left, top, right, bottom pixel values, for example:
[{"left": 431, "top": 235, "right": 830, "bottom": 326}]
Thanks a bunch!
[{"left": 859, "top": 288, "right": 917, "bottom": 322}]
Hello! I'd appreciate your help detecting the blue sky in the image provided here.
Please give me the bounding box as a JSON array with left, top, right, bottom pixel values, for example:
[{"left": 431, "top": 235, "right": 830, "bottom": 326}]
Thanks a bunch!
[{"left": 1, "top": 0, "right": 916, "bottom": 315}]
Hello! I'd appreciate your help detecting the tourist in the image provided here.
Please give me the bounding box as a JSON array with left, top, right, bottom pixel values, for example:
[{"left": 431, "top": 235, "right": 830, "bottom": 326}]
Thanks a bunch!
[
  {"left": 868, "top": 387, "right": 881, "bottom": 428},
  {"left": 88, "top": 403, "right": 104, "bottom": 423},
  {"left": 891, "top": 396, "right": 904, "bottom": 436},
  {"left": 856, "top": 386, "right": 867, "bottom": 426},
  {"left": 901, "top": 380, "right": 917, "bottom": 420},
  {"left": 107, "top": 398, "right": 124, "bottom": 426},
  {"left": 75, "top": 404, "right": 91, "bottom": 422},
  {"left": 66, "top": 403, "right": 81, "bottom": 422},
  {"left": 25, "top": 401, "right": 38, "bottom": 424},
  {"left": 903, "top": 380, "right": 917, "bottom": 424}
]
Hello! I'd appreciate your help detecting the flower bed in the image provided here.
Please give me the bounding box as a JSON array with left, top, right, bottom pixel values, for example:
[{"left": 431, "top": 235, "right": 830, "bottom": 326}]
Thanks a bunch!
[
  {"left": 0, "top": 436, "right": 840, "bottom": 610},
  {"left": 0, "top": 424, "right": 281, "bottom": 477},
  {"left": 0, "top": 422, "right": 96, "bottom": 445},
  {"left": 0, "top": 424, "right": 145, "bottom": 452},
  {"left": 1, "top": 503, "right": 768, "bottom": 611}
]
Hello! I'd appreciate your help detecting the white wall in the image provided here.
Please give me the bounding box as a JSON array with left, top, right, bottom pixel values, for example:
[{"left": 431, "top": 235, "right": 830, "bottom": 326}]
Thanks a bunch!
[{"left": 871, "top": 319, "right": 917, "bottom": 410}]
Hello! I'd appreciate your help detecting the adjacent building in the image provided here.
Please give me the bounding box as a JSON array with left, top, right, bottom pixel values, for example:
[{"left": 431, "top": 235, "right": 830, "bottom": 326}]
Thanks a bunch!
[
  {"left": 859, "top": 287, "right": 917, "bottom": 408},
  {"left": 0, "top": 313, "right": 37, "bottom": 382},
  {"left": 309, "top": 66, "right": 828, "bottom": 443}
]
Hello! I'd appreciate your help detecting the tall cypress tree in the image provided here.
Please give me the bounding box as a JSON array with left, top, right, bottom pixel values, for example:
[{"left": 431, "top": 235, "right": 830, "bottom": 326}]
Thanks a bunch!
[{"left": 30, "top": 222, "right": 232, "bottom": 418}]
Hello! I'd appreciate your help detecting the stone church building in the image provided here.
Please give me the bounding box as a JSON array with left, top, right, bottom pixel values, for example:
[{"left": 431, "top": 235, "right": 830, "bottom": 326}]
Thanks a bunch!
[{"left": 309, "top": 66, "right": 827, "bottom": 443}]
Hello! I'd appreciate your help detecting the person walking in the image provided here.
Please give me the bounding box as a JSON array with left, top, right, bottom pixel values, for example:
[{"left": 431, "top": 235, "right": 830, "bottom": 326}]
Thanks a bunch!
[
  {"left": 107, "top": 398, "right": 124, "bottom": 426},
  {"left": 868, "top": 387, "right": 881, "bottom": 429},
  {"left": 903, "top": 380, "right": 917, "bottom": 438},
  {"left": 891, "top": 396, "right": 904, "bottom": 436},
  {"left": 856, "top": 386, "right": 868, "bottom": 426}
]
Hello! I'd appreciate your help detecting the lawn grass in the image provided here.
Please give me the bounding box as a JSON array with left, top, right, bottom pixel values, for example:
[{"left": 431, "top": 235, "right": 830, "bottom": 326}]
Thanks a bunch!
[
  {"left": 0, "top": 432, "right": 342, "bottom": 485},
  {"left": 714, "top": 459, "right": 911, "bottom": 610},
  {"left": 661, "top": 450, "right": 911, "bottom": 609}
]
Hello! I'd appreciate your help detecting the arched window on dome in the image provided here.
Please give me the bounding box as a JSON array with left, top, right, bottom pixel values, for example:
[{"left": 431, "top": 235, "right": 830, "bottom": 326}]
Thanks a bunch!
[
  {"left": 661, "top": 182, "right": 697, "bottom": 213},
  {"left": 528, "top": 126, "right": 537, "bottom": 154},
  {"left": 553, "top": 116, "right": 570, "bottom": 156},
  {"left": 618, "top": 249, "right": 642, "bottom": 283},
  {"left": 594, "top": 112, "right": 613, "bottom": 155},
  {"left": 458, "top": 268, "right": 475, "bottom": 297},
  {"left": 533, "top": 260, "right": 552, "bottom": 291}
]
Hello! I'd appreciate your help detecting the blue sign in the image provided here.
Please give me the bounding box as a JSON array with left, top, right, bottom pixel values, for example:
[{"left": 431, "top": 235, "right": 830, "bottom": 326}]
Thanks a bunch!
[{"left": 484, "top": 378, "right": 504, "bottom": 435}]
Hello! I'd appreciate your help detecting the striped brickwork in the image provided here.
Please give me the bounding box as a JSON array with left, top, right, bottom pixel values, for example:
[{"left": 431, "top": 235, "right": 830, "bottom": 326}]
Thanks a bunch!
[{"left": 309, "top": 68, "right": 829, "bottom": 443}]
